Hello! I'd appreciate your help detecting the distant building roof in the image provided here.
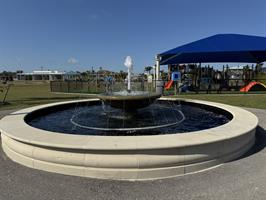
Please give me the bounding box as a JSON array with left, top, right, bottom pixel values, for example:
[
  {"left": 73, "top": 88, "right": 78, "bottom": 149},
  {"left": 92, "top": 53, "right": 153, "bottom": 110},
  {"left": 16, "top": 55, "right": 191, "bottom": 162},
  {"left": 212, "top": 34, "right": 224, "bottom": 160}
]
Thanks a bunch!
[
  {"left": 17, "top": 70, "right": 81, "bottom": 76},
  {"left": 32, "top": 70, "right": 63, "bottom": 74},
  {"left": 228, "top": 66, "right": 245, "bottom": 70},
  {"left": 65, "top": 71, "right": 80, "bottom": 75},
  {"left": 18, "top": 70, "right": 65, "bottom": 75}
]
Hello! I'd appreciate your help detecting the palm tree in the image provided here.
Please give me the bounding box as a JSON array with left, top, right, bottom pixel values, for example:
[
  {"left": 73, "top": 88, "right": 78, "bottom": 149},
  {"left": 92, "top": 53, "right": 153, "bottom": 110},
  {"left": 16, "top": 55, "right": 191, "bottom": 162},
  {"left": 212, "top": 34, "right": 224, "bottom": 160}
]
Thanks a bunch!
[{"left": 144, "top": 66, "right": 153, "bottom": 75}]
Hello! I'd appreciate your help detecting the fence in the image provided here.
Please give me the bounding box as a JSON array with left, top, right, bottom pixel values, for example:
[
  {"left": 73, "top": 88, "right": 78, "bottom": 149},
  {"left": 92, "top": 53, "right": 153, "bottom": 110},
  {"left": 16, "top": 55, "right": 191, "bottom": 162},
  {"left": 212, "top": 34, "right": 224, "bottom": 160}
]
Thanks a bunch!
[
  {"left": 50, "top": 79, "right": 266, "bottom": 95},
  {"left": 50, "top": 80, "right": 157, "bottom": 94},
  {"left": 194, "top": 78, "right": 266, "bottom": 94}
]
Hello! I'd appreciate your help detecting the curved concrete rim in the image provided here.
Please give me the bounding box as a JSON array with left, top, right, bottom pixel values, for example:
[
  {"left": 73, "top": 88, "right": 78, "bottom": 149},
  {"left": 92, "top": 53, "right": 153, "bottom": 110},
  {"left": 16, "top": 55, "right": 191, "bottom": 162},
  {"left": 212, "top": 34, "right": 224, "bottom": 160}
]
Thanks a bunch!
[
  {"left": 0, "top": 98, "right": 258, "bottom": 150},
  {"left": 0, "top": 98, "right": 258, "bottom": 180}
]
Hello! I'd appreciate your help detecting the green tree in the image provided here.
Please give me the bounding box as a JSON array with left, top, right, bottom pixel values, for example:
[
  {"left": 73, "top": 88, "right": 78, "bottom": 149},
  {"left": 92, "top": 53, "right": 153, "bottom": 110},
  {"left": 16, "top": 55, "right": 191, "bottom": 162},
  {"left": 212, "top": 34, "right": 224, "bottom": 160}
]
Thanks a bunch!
[{"left": 144, "top": 66, "right": 153, "bottom": 75}]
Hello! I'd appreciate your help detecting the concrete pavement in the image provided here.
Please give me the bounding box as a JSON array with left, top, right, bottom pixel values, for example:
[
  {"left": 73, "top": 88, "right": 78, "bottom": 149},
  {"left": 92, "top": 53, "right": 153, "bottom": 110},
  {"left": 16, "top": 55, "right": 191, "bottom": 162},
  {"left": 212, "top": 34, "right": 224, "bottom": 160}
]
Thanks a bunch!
[{"left": 0, "top": 108, "right": 266, "bottom": 200}]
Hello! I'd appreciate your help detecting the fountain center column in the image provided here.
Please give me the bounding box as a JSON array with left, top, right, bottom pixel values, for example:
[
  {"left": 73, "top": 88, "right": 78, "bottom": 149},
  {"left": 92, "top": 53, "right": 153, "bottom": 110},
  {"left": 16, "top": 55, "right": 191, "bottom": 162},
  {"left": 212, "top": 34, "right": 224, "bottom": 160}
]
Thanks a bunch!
[
  {"left": 127, "top": 65, "right": 131, "bottom": 92},
  {"left": 124, "top": 56, "right": 133, "bottom": 92}
]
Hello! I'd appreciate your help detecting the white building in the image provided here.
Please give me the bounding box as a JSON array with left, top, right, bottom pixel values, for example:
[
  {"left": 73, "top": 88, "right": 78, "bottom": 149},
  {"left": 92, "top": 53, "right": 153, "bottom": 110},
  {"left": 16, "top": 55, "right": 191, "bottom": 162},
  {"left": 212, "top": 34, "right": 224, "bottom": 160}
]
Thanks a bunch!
[{"left": 17, "top": 70, "right": 80, "bottom": 81}]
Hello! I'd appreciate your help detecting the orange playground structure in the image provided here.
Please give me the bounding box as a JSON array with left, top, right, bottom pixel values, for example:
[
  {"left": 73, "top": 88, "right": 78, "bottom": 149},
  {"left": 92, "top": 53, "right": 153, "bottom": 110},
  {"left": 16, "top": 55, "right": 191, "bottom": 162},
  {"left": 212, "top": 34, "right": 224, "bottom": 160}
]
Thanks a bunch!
[
  {"left": 240, "top": 81, "right": 266, "bottom": 92},
  {"left": 164, "top": 80, "right": 174, "bottom": 90}
]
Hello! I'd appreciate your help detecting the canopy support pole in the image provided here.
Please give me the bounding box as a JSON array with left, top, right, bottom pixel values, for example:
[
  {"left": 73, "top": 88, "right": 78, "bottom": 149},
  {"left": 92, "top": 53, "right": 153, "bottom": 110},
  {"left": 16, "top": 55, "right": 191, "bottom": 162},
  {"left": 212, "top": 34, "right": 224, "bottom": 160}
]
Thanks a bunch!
[
  {"left": 155, "top": 55, "right": 160, "bottom": 81},
  {"left": 155, "top": 55, "right": 163, "bottom": 94}
]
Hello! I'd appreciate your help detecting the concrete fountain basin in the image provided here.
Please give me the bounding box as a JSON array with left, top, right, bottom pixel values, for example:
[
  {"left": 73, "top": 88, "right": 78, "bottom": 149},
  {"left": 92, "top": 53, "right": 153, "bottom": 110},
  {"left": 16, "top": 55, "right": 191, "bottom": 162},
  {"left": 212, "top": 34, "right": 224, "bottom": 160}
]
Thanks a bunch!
[{"left": 0, "top": 98, "right": 258, "bottom": 181}]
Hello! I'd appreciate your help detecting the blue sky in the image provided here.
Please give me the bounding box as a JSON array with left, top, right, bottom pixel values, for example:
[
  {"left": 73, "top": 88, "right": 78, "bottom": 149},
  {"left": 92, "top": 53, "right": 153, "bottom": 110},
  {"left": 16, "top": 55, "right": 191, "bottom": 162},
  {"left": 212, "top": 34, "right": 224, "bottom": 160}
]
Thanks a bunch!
[{"left": 0, "top": 0, "right": 265, "bottom": 73}]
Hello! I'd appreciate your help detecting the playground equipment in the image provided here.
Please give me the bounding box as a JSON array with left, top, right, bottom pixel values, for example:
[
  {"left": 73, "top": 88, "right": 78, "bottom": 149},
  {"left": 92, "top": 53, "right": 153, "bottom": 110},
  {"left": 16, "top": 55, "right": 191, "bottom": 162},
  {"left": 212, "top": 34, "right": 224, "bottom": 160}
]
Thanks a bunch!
[
  {"left": 179, "top": 83, "right": 189, "bottom": 92},
  {"left": 0, "top": 84, "right": 11, "bottom": 104},
  {"left": 163, "top": 62, "right": 264, "bottom": 94},
  {"left": 164, "top": 80, "right": 173, "bottom": 90},
  {"left": 240, "top": 81, "right": 266, "bottom": 92},
  {"left": 164, "top": 72, "right": 181, "bottom": 94},
  {"left": 164, "top": 69, "right": 197, "bottom": 93}
]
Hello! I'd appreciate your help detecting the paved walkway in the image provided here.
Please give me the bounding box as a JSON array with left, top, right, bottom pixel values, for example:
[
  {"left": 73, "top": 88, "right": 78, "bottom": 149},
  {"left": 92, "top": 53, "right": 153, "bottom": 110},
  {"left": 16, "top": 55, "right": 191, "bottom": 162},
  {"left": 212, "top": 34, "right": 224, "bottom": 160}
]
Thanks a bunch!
[{"left": 0, "top": 108, "right": 266, "bottom": 200}]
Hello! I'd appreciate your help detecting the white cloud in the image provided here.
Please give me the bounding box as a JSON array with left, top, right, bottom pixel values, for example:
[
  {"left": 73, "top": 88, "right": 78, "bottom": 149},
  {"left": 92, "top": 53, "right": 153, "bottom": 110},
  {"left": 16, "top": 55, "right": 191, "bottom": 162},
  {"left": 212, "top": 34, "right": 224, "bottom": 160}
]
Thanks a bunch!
[
  {"left": 67, "top": 57, "right": 79, "bottom": 64},
  {"left": 15, "top": 57, "right": 22, "bottom": 62},
  {"left": 90, "top": 14, "right": 99, "bottom": 20}
]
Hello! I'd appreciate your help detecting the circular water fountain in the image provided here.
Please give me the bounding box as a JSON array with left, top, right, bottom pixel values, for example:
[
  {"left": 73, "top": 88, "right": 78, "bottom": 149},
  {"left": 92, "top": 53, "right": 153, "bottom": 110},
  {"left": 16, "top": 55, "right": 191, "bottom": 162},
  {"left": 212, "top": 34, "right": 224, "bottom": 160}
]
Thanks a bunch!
[
  {"left": 69, "top": 100, "right": 184, "bottom": 133},
  {"left": 25, "top": 99, "right": 228, "bottom": 135},
  {"left": 0, "top": 98, "right": 258, "bottom": 180},
  {"left": 0, "top": 57, "right": 258, "bottom": 181}
]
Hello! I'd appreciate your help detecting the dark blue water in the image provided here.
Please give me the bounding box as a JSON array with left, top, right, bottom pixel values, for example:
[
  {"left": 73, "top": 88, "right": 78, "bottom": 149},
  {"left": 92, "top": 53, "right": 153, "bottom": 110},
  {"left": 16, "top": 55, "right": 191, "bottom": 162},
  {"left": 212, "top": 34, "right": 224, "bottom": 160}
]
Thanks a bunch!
[{"left": 26, "top": 101, "right": 231, "bottom": 136}]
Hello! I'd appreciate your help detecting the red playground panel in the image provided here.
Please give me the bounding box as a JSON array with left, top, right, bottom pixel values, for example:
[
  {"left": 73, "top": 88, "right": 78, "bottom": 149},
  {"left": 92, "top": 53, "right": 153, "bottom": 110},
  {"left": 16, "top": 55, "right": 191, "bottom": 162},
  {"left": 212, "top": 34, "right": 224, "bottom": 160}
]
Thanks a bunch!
[
  {"left": 240, "top": 81, "right": 266, "bottom": 92},
  {"left": 165, "top": 80, "right": 174, "bottom": 90}
]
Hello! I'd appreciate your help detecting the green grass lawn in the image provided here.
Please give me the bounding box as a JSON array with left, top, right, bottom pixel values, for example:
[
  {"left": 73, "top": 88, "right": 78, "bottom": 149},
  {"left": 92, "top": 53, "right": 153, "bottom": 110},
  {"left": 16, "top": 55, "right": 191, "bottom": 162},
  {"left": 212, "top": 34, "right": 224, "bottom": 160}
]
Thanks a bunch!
[
  {"left": 1, "top": 82, "right": 266, "bottom": 110},
  {"left": 0, "top": 82, "right": 88, "bottom": 110},
  {"left": 176, "top": 94, "right": 266, "bottom": 109}
]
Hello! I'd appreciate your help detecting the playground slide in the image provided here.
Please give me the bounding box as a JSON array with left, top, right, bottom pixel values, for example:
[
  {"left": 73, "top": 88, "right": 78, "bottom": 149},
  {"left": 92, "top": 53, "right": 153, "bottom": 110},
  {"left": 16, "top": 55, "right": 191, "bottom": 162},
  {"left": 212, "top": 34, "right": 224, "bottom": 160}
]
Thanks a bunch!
[
  {"left": 165, "top": 80, "right": 173, "bottom": 90},
  {"left": 180, "top": 84, "right": 189, "bottom": 92},
  {"left": 240, "top": 81, "right": 266, "bottom": 92}
]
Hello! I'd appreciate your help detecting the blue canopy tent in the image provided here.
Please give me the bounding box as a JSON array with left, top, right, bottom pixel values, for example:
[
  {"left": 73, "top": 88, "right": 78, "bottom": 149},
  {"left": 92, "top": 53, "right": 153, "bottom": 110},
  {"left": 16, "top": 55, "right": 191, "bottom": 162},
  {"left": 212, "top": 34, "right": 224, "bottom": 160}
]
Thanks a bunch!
[{"left": 159, "top": 34, "right": 266, "bottom": 65}]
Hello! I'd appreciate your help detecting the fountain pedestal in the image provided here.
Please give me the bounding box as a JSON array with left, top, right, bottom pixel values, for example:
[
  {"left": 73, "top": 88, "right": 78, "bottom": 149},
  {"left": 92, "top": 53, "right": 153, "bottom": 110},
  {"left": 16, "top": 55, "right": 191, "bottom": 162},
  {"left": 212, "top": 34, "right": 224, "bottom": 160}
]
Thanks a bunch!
[
  {"left": 97, "top": 56, "right": 161, "bottom": 111},
  {"left": 97, "top": 92, "right": 161, "bottom": 111}
]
